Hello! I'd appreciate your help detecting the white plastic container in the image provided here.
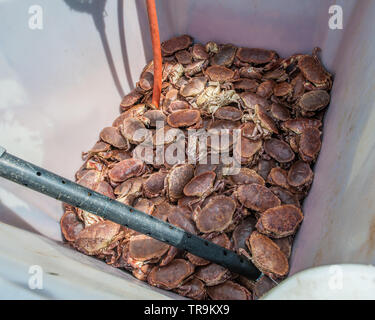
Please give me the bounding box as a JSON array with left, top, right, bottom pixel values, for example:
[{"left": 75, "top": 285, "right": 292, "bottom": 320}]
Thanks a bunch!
[{"left": 0, "top": 0, "right": 374, "bottom": 299}]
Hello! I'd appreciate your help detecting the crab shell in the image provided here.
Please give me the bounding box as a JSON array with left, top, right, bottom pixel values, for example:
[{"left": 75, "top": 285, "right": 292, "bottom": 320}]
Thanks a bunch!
[
  {"left": 165, "top": 164, "right": 194, "bottom": 202},
  {"left": 234, "top": 137, "right": 263, "bottom": 164},
  {"left": 297, "top": 54, "right": 331, "bottom": 87},
  {"left": 167, "top": 109, "right": 201, "bottom": 128},
  {"left": 236, "top": 48, "right": 277, "bottom": 65},
  {"left": 99, "top": 126, "right": 128, "bottom": 149},
  {"left": 195, "top": 263, "right": 231, "bottom": 286},
  {"left": 214, "top": 106, "right": 243, "bottom": 121},
  {"left": 240, "top": 92, "right": 270, "bottom": 110},
  {"left": 175, "top": 278, "right": 207, "bottom": 300},
  {"left": 210, "top": 44, "right": 237, "bottom": 67},
  {"left": 60, "top": 208, "right": 84, "bottom": 242},
  {"left": 183, "top": 171, "right": 216, "bottom": 197},
  {"left": 247, "top": 231, "right": 289, "bottom": 278},
  {"left": 270, "top": 103, "right": 291, "bottom": 121},
  {"left": 232, "top": 216, "right": 257, "bottom": 252},
  {"left": 228, "top": 168, "right": 265, "bottom": 186},
  {"left": 121, "top": 117, "right": 150, "bottom": 144},
  {"left": 167, "top": 207, "right": 198, "bottom": 234},
  {"left": 108, "top": 158, "right": 146, "bottom": 183},
  {"left": 299, "top": 90, "right": 330, "bottom": 112},
  {"left": 120, "top": 90, "right": 143, "bottom": 111},
  {"left": 128, "top": 234, "right": 170, "bottom": 262},
  {"left": 267, "top": 167, "right": 289, "bottom": 189},
  {"left": 287, "top": 160, "right": 313, "bottom": 188},
  {"left": 256, "top": 80, "right": 274, "bottom": 99},
  {"left": 147, "top": 259, "right": 195, "bottom": 290},
  {"left": 161, "top": 35, "right": 193, "bottom": 56},
  {"left": 233, "top": 78, "right": 259, "bottom": 92},
  {"left": 256, "top": 204, "right": 304, "bottom": 238},
  {"left": 206, "top": 281, "right": 252, "bottom": 300},
  {"left": 193, "top": 195, "right": 236, "bottom": 233},
  {"left": 180, "top": 77, "right": 207, "bottom": 97},
  {"left": 192, "top": 43, "right": 209, "bottom": 60},
  {"left": 236, "top": 183, "right": 281, "bottom": 212},
  {"left": 175, "top": 50, "right": 193, "bottom": 65},
  {"left": 143, "top": 171, "right": 167, "bottom": 198},
  {"left": 73, "top": 221, "right": 122, "bottom": 256},
  {"left": 264, "top": 138, "right": 295, "bottom": 163},
  {"left": 281, "top": 118, "right": 322, "bottom": 134},
  {"left": 270, "top": 186, "right": 300, "bottom": 207},
  {"left": 205, "top": 65, "right": 235, "bottom": 82},
  {"left": 299, "top": 127, "right": 322, "bottom": 162},
  {"left": 273, "top": 82, "right": 293, "bottom": 97}
]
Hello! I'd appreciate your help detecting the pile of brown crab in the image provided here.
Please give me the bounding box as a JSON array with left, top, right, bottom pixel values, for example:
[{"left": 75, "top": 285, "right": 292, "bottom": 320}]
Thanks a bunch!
[{"left": 60, "top": 35, "right": 332, "bottom": 300}]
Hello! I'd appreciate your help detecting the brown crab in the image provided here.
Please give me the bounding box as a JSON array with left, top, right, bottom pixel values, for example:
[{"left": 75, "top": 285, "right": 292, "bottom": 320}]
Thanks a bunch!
[
  {"left": 195, "top": 263, "right": 231, "bottom": 286},
  {"left": 299, "top": 90, "right": 330, "bottom": 114},
  {"left": 147, "top": 259, "right": 195, "bottom": 290},
  {"left": 210, "top": 44, "right": 237, "bottom": 67},
  {"left": 193, "top": 195, "right": 236, "bottom": 233},
  {"left": 161, "top": 35, "right": 193, "bottom": 56},
  {"left": 108, "top": 158, "right": 146, "bottom": 183},
  {"left": 247, "top": 231, "right": 289, "bottom": 279},
  {"left": 175, "top": 278, "right": 206, "bottom": 300},
  {"left": 256, "top": 204, "right": 304, "bottom": 238},
  {"left": 236, "top": 48, "right": 278, "bottom": 66},
  {"left": 205, "top": 65, "right": 235, "bottom": 82},
  {"left": 287, "top": 160, "right": 313, "bottom": 189},
  {"left": 264, "top": 138, "right": 295, "bottom": 163},
  {"left": 236, "top": 183, "right": 281, "bottom": 212},
  {"left": 165, "top": 164, "right": 194, "bottom": 202},
  {"left": 207, "top": 281, "right": 252, "bottom": 300}
]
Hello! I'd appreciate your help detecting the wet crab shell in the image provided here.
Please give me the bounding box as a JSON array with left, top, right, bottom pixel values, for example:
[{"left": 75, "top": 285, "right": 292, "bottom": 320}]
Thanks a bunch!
[
  {"left": 128, "top": 234, "right": 170, "bottom": 262},
  {"left": 183, "top": 171, "right": 216, "bottom": 197},
  {"left": 281, "top": 118, "right": 322, "bottom": 134},
  {"left": 143, "top": 110, "right": 167, "bottom": 127},
  {"left": 210, "top": 44, "right": 237, "bottom": 67},
  {"left": 205, "top": 65, "right": 235, "bottom": 82},
  {"left": 175, "top": 50, "right": 193, "bottom": 65},
  {"left": 233, "top": 78, "right": 259, "bottom": 92},
  {"left": 120, "top": 90, "right": 143, "bottom": 111},
  {"left": 234, "top": 137, "right": 262, "bottom": 163},
  {"left": 287, "top": 160, "right": 313, "bottom": 188},
  {"left": 256, "top": 80, "right": 274, "bottom": 99},
  {"left": 267, "top": 167, "right": 289, "bottom": 189},
  {"left": 166, "top": 100, "right": 190, "bottom": 113},
  {"left": 108, "top": 158, "right": 145, "bottom": 183},
  {"left": 264, "top": 138, "right": 295, "bottom": 163},
  {"left": 273, "top": 82, "right": 293, "bottom": 97},
  {"left": 236, "top": 183, "right": 281, "bottom": 212},
  {"left": 240, "top": 92, "right": 270, "bottom": 109},
  {"left": 175, "top": 278, "right": 207, "bottom": 300},
  {"left": 161, "top": 35, "right": 193, "bottom": 56},
  {"left": 214, "top": 106, "right": 243, "bottom": 121},
  {"left": 143, "top": 171, "right": 167, "bottom": 198},
  {"left": 256, "top": 205, "right": 304, "bottom": 238},
  {"left": 74, "top": 221, "right": 122, "bottom": 256},
  {"left": 195, "top": 263, "right": 231, "bottom": 286},
  {"left": 167, "top": 109, "right": 201, "bottom": 128},
  {"left": 180, "top": 77, "right": 207, "bottom": 97},
  {"left": 147, "top": 259, "right": 195, "bottom": 290},
  {"left": 194, "top": 195, "right": 236, "bottom": 233},
  {"left": 99, "top": 127, "right": 128, "bottom": 149},
  {"left": 270, "top": 186, "right": 300, "bottom": 207},
  {"left": 299, "top": 90, "right": 330, "bottom": 112},
  {"left": 114, "top": 177, "right": 143, "bottom": 197},
  {"left": 299, "top": 127, "right": 322, "bottom": 161},
  {"left": 229, "top": 168, "right": 265, "bottom": 186},
  {"left": 255, "top": 104, "right": 279, "bottom": 134},
  {"left": 247, "top": 231, "right": 289, "bottom": 278},
  {"left": 192, "top": 43, "right": 209, "bottom": 60},
  {"left": 298, "top": 54, "right": 331, "bottom": 86},
  {"left": 167, "top": 207, "right": 198, "bottom": 234},
  {"left": 184, "top": 60, "right": 209, "bottom": 77},
  {"left": 236, "top": 48, "right": 276, "bottom": 64},
  {"left": 270, "top": 103, "right": 291, "bottom": 121},
  {"left": 207, "top": 281, "right": 252, "bottom": 300},
  {"left": 60, "top": 208, "right": 84, "bottom": 242},
  {"left": 165, "top": 164, "right": 195, "bottom": 201},
  {"left": 121, "top": 117, "right": 150, "bottom": 144},
  {"left": 113, "top": 104, "right": 148, "bottom": 127},
  {"left": 232, "top": 216, "right": 257, "bottom": 252}
]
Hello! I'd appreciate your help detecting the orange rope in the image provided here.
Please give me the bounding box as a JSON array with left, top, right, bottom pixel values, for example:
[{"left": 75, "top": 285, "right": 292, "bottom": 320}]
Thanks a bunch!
[{"left": 146, "top": 0, "right": 162, "bottom": 109}]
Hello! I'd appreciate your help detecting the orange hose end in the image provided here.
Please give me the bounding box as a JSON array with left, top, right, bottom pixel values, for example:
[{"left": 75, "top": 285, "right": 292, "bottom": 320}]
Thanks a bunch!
[{"left": 146, "top": 0, "right": 162, "bottom": 109}]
